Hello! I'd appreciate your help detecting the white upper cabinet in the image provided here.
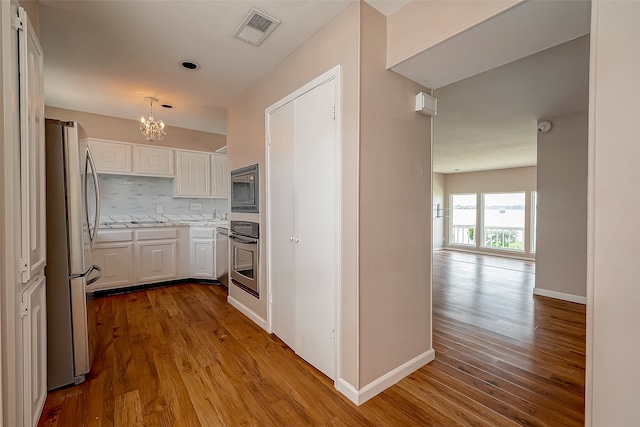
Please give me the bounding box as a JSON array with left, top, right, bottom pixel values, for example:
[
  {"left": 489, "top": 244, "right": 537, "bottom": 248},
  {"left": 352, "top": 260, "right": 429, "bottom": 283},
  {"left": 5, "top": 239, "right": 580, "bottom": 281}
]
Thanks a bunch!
[
  {"left": 88, "top": 139, "right": 132, "bottom": 174},
  {"left": 211, "top": 154, "right": 229, "bottom": 198},
  {"left": 87, "top": 139, "right": 229, "bottom": 198},
  {"left": 133, "top": 145, "right": 173, "bottom": 177},
  {"left": 174, "top": 150, "right": 211, "bottom": 197}
]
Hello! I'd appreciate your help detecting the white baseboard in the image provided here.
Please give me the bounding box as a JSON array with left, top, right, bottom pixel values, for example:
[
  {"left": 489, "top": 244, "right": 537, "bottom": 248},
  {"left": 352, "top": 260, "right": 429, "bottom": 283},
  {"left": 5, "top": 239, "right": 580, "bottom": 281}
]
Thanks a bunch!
[
  {"left": 337, "top": 349, "right": 435, "bottom": 406},
  {"left": 227, "top": 295, "right": 269, "bottom": 331},
  {"left": 533, "top": 287, "right": 587, "bottom": 305}
]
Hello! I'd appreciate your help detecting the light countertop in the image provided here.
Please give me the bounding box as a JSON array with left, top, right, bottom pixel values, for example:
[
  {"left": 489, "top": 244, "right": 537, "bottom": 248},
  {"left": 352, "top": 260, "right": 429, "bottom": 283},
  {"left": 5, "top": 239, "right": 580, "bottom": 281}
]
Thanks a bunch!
[{"left": 99, "top": 214, "right": 228, "bottom": 229}]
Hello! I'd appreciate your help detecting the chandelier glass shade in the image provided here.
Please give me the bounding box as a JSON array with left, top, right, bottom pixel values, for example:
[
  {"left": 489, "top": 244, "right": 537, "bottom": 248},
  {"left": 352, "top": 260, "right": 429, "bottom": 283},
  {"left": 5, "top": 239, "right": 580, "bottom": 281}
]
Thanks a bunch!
[{"left": 140, "top": 96, "right": 166, "bottom": 141}]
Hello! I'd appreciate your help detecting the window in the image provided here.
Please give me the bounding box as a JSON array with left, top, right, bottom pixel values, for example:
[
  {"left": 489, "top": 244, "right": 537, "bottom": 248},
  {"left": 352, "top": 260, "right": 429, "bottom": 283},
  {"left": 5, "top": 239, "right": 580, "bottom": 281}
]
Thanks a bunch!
[
  {"left": 482, "top": 192, "right": 525, "bottom": 251},
  {"left": 531, "top": 191, "right": 537, "bottom": 253},
  {"left": 449, "top": 194, "right": 476, "bottom": 246}
]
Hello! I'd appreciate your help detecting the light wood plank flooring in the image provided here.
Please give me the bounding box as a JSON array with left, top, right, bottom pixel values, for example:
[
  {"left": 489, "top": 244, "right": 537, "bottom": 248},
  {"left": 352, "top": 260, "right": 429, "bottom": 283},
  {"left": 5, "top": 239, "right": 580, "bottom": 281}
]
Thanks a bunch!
[{"left": 38, "top": 251, "right": 585, "bottom": 426}]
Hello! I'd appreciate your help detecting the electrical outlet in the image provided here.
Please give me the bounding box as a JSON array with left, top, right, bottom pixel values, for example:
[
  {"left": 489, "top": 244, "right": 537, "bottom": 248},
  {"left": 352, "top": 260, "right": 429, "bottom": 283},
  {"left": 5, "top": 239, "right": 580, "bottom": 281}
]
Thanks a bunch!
[
  {"left": 190, "top": 202, "right": 202, "bottom": 211},
  {"left": 156, "top": 205, "right": 164, "bottom": 214}
]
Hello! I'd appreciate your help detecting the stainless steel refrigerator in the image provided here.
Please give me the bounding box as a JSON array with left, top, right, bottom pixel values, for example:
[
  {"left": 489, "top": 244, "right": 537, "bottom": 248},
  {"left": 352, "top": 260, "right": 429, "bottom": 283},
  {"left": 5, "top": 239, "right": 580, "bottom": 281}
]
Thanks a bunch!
[{"left": 44, "top": 119, "right": 102, "bottom": 390}]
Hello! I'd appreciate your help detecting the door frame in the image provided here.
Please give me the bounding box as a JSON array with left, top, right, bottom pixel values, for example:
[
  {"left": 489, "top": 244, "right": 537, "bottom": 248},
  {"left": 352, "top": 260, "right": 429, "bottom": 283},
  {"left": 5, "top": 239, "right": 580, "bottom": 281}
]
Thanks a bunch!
[{"left": 264, "top": 64, "right": 342, "bottom": 382}]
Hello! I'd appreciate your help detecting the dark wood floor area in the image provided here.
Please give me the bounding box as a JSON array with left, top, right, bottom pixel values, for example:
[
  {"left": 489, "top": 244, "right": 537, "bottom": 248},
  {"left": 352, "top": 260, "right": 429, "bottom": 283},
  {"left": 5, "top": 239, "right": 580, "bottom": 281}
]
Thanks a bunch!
[{"left": 38, "top": 251, "right": 585, "bottom": 426}]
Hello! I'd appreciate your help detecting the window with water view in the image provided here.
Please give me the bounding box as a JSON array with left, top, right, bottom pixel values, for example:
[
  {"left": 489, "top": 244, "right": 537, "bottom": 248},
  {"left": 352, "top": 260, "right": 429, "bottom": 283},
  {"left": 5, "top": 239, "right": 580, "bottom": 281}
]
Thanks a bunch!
[
  {"left": 482, "top": 192, "right": 526, "bottom": 251},
  {"left": 450, "top": 194, "right": 477, "bottom": 246}
]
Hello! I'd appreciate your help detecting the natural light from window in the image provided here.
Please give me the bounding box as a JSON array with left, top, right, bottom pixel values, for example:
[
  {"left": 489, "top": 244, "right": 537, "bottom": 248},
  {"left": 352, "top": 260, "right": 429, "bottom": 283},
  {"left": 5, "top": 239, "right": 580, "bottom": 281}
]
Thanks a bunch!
[
  {"left": 531, "top": 191, "right": 537, "bottom": 253},
  {"left": 450, "top": 193, "right": 477, "bottom": 246},
  {"left": 482, "top": 192, "right": 525, "bottom": 251}
]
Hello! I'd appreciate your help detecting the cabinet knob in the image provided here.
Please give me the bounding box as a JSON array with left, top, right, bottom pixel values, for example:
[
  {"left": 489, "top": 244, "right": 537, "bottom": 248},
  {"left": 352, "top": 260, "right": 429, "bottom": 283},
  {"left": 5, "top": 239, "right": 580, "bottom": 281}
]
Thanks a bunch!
[
  {"left": 294, "top": 236, "right": 300, "bottom": 243},
  {"left": 289, "top": 235, "right": 294, "bottom": 241}
]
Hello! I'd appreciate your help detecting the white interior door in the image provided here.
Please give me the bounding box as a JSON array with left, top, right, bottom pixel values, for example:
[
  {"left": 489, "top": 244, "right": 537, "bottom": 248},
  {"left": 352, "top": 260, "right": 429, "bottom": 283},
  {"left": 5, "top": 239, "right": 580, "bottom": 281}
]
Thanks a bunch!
[
  {"left": 293, "top": 78, "right": 337, "bottom": 379},
  {"left": 18, "top": 6, "right": 46, "bottom": 284},
  {"left": 269, "top": 101, "right": 297, "bottom": 349}
]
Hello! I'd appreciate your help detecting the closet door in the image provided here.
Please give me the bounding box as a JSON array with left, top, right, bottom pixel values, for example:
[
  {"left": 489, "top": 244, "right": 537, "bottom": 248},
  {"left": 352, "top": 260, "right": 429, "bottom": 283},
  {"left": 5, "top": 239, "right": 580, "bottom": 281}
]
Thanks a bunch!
[
  {"left": 268, "top": 101, "right": 296, "bottom": 349},
  {"left": 293, "top": 78, "right": 337, "bottom": 379}
]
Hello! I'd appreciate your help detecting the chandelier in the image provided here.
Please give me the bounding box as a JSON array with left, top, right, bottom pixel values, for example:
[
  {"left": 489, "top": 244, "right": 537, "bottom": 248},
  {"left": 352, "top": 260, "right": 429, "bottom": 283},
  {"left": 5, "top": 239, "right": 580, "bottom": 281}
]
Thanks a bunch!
[{"left": 139, "top": 96, "right": 166, "bottom": 141}]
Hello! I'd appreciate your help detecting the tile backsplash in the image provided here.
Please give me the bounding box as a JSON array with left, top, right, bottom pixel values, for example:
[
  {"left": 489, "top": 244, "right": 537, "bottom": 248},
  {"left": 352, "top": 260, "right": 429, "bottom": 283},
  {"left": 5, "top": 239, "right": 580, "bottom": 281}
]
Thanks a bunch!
[{"left": 98, "top": 174, "right": 228, "bottom": 216}]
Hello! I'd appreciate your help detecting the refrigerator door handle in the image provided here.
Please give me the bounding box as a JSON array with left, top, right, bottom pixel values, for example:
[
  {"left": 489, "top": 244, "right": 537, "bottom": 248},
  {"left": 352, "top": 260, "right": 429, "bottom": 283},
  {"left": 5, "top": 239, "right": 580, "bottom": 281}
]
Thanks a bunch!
[
  {"left": 86, "top": 147, "right": 101, "bottom": 251},
  {"left": 86, "top": 265, "right": 103, "bottom": 285}
]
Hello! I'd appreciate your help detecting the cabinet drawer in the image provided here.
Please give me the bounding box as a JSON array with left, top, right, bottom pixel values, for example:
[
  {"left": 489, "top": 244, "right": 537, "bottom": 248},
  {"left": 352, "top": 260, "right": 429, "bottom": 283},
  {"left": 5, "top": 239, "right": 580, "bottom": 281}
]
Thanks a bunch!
[
  {"left": 96, "top": 230, "right": 134, "bottom": 243},
  {"left": 137, "top": 228, "right": 177, "bottom": 241},
  {"left": 191, "top": 227, "right": 215, "bottom": 239}
]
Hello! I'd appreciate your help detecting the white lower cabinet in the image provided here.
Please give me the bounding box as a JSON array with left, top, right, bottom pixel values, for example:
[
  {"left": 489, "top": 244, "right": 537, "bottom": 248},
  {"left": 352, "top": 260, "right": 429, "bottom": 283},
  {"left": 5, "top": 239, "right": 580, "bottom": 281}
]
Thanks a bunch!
[
  {"left": 138, "top": 241, "right": 177, "bottom": 282},
  {"left": 92, "top": 226, "right": 221, "bottom": 290},
  {"left": 22, "top": 275, "right": 47, "bottom": 427},
  {"left": 191, "top": 227, "right": 215, "bottom": 279},
  {"left": 92, "top": 230, "right": 135, "bottom": 291},
  {"left": 92, "top": 228, "right": 179, "bottom": 290},
  {"left": 136, "top": 229, "right": 178, "bottom": 283}
]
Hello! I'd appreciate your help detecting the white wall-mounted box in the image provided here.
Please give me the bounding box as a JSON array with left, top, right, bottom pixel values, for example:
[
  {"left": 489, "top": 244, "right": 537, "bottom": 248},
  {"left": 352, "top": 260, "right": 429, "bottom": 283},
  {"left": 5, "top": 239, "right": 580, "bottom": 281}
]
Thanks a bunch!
[{"left": 415, "top": 92, "right": 437, "bottom": 116}]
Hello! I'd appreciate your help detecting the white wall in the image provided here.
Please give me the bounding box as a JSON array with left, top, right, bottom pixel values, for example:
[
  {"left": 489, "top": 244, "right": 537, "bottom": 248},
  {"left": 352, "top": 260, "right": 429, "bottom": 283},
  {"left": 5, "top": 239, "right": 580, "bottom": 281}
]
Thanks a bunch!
[
  {"left": 535, "top": 111, "right": 588, "bottom": 303},
  {"left": 587, "top": 1, "right": 640, "bottom": 425},
  {"left": 433, "top": 172, "right": 445, "bottom": 250}
]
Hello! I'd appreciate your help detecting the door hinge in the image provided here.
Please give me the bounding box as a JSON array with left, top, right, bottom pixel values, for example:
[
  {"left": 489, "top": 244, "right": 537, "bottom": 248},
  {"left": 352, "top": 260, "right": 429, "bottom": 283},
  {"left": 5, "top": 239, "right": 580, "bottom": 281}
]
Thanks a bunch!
[
  {"left": 15, "top": 8, "right": 25, "bottom": 31},
  {"left": 21, "top": 302, "right": 29, "bottom": 317},
  {"left": 331, "top": 105, "right": 336, "bottom": 120},
  {"left": 331, "top": 329, "right": 336, "bottom": 345},
  {"left": 267, "top": 133, "right": 271, "bottom": 145},
  {"left": 269, "top": 293, "right": 273, "bottom": 304}
]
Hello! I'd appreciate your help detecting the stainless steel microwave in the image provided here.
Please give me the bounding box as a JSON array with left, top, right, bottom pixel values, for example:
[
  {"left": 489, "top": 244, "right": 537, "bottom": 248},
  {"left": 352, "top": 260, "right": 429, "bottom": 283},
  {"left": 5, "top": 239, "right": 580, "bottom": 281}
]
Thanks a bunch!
[{"left": 231, "top": 164, "right": 259, "bottom": 213}]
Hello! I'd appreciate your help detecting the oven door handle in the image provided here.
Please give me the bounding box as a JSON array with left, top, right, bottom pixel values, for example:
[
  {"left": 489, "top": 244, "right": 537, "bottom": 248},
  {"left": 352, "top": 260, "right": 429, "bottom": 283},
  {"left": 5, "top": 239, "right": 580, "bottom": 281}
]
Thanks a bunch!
[{"left": 229, "top": 235, "right": 258, "bottom": 245}]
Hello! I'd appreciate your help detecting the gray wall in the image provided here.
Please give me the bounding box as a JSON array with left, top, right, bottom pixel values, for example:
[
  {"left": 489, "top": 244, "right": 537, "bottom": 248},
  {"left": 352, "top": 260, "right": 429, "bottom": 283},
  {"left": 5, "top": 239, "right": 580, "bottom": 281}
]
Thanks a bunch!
[{"left": 535, "top": 110, "right": 588, "bottom": 301}]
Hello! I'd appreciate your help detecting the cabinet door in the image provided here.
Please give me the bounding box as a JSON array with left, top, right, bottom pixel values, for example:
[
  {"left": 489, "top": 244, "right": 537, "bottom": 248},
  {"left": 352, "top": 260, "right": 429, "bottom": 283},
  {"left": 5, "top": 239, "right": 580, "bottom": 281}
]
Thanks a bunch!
[
  {"left": 18, "top": 6, "right": 46, "bottom": 284},
  {"left": 88, "top": 140, "right": 132, "bottom": 174},
  {"left": 191, "top": 240, "right": 215, "bottom": 279},
  {"left": 22, "top": 276, "right": 47, "bottom": 427},
  {"left": 137, "top": 241, "right": 177, "bottom": 283},
  {"left": 175, "top": 150, "right": 211, "bottom": 197},
  {"left": 211, "top": 154, "right": 229, "bottom": 198},
  {"left": 92, "top": 243, "right": 135, "bottom": 290},
  {"left": 133, "top": 145, "right": 174, "bottom": 177}
]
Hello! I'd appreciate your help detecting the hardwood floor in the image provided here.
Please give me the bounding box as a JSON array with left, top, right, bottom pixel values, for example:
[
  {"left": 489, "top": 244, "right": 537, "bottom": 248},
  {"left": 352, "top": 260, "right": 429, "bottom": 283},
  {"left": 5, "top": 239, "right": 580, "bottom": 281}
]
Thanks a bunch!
[{"left": 38, "top": 251, "right": 585, "bottom": 426}]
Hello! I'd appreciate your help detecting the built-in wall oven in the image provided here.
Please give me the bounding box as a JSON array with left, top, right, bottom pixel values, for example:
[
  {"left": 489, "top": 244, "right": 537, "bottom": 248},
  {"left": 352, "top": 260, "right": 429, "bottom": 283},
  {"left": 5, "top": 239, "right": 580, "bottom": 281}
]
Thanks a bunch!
[{"left": 229, "top": 221, "right": 259, "bottom": 298}]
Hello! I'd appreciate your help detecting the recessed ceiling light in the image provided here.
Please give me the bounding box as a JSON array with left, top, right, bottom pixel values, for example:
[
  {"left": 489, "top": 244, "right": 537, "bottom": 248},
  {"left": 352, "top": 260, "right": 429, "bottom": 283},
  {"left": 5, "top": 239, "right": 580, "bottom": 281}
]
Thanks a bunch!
[
  {"left": 161, "top": 104, "right": 173, "bottom": 109},
  {"left": 180, "top": 60, "right": 199, "bottom": 70}
]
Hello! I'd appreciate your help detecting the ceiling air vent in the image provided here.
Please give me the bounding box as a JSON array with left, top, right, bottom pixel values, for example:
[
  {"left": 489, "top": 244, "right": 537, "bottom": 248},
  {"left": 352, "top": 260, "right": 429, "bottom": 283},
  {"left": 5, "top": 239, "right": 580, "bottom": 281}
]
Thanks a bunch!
[{"left": 233, "top": 8, "right": 280, "bottom": 46}]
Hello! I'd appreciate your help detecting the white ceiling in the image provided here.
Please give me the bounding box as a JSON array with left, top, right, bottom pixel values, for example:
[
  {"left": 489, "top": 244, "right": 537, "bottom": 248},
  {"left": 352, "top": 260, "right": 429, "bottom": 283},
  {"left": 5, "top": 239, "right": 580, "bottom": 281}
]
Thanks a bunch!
[
  {"left": 38, "top": 0, "right": 411, "bottom": 135},
  {"left": 39, "top": 0, "right": 360, "bottom": 135},
  {"left": 389, "top": 0, "right": 591, "bottom": 174},
  {"left": 39, "top": 0, "right": 591, "bottom": 174},
  {"left": 432, "top": 34, "right": 590, "bottom": 174}
]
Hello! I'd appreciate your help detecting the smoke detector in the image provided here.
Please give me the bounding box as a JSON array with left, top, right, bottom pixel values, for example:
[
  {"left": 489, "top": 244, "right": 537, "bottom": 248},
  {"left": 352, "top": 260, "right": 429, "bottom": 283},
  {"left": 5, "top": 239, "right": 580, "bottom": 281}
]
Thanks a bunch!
[
  {"left": 233, "top": 8, "right": 280, "bottom": 46},
  {"left": 537, "top": 120, "right": 553, "bottom": 134}
]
